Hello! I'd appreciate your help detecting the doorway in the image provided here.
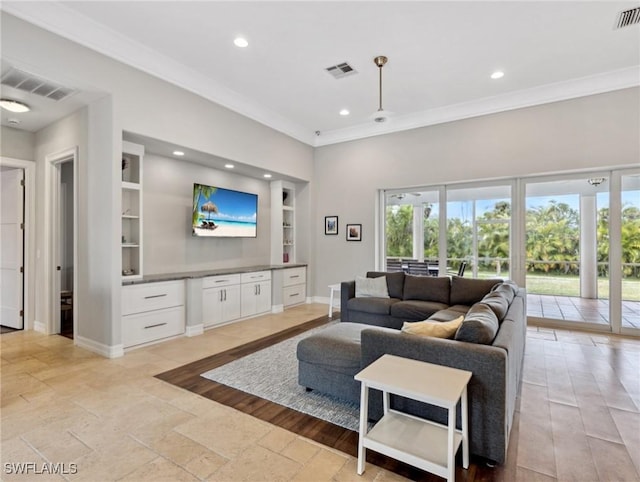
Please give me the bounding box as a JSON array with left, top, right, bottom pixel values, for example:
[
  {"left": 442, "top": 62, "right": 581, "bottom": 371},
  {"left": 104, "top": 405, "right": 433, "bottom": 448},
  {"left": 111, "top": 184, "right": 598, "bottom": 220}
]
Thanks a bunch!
[
  {"left": 58, "top": 161, "right": 74, "bottom": 338},
  {"left": 47, "top": 148, "right": 78, "bottom": 339},
  {"left": 0, "top": 167, "right": 24, "bottom": 331}
]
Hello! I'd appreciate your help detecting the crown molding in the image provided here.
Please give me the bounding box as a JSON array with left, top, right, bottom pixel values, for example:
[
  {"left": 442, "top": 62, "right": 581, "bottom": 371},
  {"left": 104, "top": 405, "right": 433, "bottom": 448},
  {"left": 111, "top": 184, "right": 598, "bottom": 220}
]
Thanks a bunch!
[
  {"left": 3, "top": 2, "right": 638, "bottom": 148},
  {"left": 314, "top": 66, "right": 640, "bottom": 146},
  {"left": 1, "top": 1, "right": 315, "bottom": 145}
]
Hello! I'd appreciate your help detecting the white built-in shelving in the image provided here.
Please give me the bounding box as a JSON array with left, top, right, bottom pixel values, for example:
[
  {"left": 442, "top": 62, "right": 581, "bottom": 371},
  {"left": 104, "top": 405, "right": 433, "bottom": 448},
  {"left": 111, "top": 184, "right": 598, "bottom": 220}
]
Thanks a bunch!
[
  {"left": 121, "top": 141, "right": 144, "bottom": 280},
  {"left": 270, "top": 180, "right": 296, "bottom": 265}
]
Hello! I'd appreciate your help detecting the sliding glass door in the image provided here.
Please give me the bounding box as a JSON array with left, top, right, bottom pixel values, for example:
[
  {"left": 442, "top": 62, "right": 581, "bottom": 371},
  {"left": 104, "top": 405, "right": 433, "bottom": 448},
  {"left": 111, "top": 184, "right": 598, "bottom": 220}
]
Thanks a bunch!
[
  {"left": 446, "top": 184, "right": 512, "bottom": 279},
  {"left": 380, "top": 170, "right": 637, "bottom": 336},
  {"left": 524, "top": 174, "right": 610, "bottom": 328},
  {"left": 384, "top": 188, "right": 440, "bottom": 272},
  {"left": 620, "top": 172, "right": 640, "bottom": 333}
]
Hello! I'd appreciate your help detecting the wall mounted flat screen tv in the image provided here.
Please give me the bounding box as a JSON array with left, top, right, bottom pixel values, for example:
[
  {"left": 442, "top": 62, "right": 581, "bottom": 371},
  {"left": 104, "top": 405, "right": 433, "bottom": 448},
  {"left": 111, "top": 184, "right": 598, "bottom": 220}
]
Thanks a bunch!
[{"left": 192, "top": 183, "right": 257, "bottom": 238}]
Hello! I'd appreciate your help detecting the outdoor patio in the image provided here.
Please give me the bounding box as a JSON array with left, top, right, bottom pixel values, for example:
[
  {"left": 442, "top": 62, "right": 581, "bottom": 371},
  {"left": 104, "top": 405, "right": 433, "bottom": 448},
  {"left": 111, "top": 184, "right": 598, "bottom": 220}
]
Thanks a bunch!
[{"left": 527, "top": 294, "right": 640, "bottom": 329}]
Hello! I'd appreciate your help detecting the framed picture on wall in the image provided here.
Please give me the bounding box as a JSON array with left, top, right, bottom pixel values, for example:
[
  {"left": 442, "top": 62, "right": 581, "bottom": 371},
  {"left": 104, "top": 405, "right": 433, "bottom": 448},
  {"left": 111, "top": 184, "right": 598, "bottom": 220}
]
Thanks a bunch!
[
  {"left": 346, "top": 224, "right": 362, "bottom": 241},
  {"left": 325, "top": 216, "right": 338, "bottom": 235}
]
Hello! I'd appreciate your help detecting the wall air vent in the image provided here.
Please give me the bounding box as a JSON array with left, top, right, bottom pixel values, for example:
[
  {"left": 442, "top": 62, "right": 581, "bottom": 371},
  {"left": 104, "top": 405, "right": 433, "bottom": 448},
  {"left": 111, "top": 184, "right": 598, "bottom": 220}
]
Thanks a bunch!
[
  {"left": 325, "top": 62, "right": 357, "bottom": 79},
  {"left": 1, "top": 68, "right": 76, "bottom": 101},
  {"left": 615, "top": 7, "right": 640, "bottom": 29}
]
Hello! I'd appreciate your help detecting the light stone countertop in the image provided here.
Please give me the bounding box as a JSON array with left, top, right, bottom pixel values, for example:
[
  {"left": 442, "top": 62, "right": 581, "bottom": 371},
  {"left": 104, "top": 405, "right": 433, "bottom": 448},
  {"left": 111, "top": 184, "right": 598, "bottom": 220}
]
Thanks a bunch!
[{"left": 122, "top": 263, "right": 307, "bottom": 285}]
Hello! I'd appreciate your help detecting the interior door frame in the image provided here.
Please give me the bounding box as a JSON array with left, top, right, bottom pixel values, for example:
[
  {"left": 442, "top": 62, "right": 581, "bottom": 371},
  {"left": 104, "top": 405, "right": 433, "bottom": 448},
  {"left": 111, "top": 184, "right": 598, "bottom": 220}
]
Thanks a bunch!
[
  {"left": 0, "top": 157, "right": 35, "bottom": 330},
  {"left": 46, "top": 147, "right": 78, "bottom": 337}
]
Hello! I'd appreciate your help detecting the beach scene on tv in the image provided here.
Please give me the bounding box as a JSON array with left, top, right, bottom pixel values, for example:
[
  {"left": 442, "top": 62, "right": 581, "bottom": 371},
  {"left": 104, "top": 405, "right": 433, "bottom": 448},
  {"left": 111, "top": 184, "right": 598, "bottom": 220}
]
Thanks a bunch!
[{"left": 192, "top": 183, "right": 257, "bottom": 237}]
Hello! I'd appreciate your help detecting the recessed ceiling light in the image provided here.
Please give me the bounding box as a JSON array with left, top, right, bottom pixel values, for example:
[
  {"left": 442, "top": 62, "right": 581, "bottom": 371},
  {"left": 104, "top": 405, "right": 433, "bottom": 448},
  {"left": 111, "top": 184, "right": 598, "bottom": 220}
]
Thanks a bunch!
[
  {"left": 234, "top": 37, "right": 249, "bottom": 48},
  {"left": 173, "top": 150, "right": 185, "bottom": 156},
  {"left": 491, "top": 71, "right": 505, "bottom": 80},
  {"left": 0, "top": 99, "right": 30, "bottom": 113},
  {"left": 225, "top": 163, "right": 234, "bottom": 169},
  {"left": 339, "top": 109, "right": 350, "bottom": 116},
  {"left": 263, "top": 174, "right": 272, "bottom": 178}
]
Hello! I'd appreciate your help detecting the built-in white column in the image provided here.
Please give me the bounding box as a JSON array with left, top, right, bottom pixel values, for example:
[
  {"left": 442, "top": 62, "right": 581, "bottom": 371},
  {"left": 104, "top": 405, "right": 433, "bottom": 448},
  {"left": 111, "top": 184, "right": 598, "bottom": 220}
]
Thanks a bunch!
[{"left": 580, "top": 194, "right": 598, "bottom": 299}]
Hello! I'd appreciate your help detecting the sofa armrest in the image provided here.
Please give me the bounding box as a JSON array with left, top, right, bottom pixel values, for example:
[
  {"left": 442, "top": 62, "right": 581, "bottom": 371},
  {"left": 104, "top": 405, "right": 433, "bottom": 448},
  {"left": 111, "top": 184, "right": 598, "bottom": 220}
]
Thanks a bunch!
[
  {"left": 361, "top": 328, "right": 509, "bottom": 464},
  {"left": 340, "top": 281, "right": 356, "bottom": 322}
]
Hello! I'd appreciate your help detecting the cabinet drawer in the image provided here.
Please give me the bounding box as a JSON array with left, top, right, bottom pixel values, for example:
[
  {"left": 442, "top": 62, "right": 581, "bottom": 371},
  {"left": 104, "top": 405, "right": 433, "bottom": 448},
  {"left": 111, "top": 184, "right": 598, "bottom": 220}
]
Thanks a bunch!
[
  {"left": 122, "top": 281, "right": 185, "bottom": 315},
  {"left": 202, "top": 273, "right": 241, "bottom": 289},
  {"left": 240, "top": 270, "right": 271, "bottom": 283},
  {"left": 283, "top": 267, "right": 306, "bottom": 287},
  {"left": 123, "top": 306, "right": 185, "bottom": 347},
  {"left": 283, "top": 284, "right": 306, "bottom": 306}
]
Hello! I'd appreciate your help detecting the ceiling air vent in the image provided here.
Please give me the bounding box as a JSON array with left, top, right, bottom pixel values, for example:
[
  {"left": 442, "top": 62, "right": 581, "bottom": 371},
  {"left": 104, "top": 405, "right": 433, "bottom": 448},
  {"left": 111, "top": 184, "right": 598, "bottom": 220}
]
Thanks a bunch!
[
  {"left": 1, "top": 68, "right": 76, "bottom": 101},
  {"left": 325, "top": 62, "right": 357, "bottom": 79},
  {"left": 615, "top": 7, "right": 640, "bottom": 29}
]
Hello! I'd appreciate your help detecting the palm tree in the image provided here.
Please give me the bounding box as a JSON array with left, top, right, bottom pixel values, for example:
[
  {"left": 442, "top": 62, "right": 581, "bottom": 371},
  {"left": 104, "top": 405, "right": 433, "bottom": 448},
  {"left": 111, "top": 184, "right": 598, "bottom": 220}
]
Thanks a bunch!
[{"left": 192, "top": 184, "right": 217, "bottom": 226}]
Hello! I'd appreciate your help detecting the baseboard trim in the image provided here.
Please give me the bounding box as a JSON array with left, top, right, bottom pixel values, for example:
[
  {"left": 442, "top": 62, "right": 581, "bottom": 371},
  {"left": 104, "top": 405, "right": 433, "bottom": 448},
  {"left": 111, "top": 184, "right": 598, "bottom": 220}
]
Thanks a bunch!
[
  {"left": 313, "top": 296, "right": 331, "bottom": 305},
  {"left": 185, "top": 324, "right": 204, "bottom": 337},
  {"left": 34, "top": 320, "right": 47, "bottom": 333},
  {"left": 271, "top": 304, "right": 284, "bottom": 314},
  {"left": 75, "top": 335, "right": 124, "bottom": 358}
]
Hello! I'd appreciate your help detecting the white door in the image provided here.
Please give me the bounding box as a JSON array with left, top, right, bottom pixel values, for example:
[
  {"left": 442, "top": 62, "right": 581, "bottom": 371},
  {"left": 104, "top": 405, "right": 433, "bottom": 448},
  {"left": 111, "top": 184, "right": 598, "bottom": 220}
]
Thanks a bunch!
[{"left": 0, "top": 168, "right": 24, "bottom": 329}]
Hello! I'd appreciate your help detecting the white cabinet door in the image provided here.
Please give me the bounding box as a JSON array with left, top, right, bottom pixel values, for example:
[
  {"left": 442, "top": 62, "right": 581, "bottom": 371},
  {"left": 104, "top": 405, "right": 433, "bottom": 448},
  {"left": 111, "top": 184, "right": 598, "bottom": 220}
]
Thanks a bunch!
[
  {"left": 202, "top": 286, "right": 224, "bottom": 327},
  {"left": 203, "top": 285, "right": 241, "bottom": 327},
  {"left": 241, "top": 281, "right": 272, "bottom": 317},
  {"left": 256, "top": 281, "right": 272, "bottom": 314},
  {"left": 223, "top": 284, "right": 241, "bottom": 321}
]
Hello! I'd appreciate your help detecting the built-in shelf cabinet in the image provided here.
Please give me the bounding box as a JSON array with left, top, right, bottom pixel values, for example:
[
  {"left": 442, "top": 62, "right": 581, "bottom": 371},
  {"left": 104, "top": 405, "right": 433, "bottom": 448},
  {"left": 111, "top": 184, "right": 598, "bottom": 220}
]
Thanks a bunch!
[
  {"left": 121, "top": 141, "right": 144, "bottom": 280},
  {"left": 271, "top": 180, "right": 296, "bottom": 265}
]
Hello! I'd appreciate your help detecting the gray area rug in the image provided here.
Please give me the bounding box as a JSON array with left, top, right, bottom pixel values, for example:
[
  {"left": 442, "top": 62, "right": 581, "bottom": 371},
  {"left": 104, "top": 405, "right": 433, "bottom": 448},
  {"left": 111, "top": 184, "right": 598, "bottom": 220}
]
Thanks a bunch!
[{"left": 201, "top": 322, "right": 360, "bottom": 431}]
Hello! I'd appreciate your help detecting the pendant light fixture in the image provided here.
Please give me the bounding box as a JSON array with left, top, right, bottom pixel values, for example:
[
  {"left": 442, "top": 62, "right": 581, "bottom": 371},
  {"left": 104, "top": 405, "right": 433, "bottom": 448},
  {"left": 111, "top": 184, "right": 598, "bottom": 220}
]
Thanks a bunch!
[{"left": 373, "top": 55, "right": 389, "bottom": 123}]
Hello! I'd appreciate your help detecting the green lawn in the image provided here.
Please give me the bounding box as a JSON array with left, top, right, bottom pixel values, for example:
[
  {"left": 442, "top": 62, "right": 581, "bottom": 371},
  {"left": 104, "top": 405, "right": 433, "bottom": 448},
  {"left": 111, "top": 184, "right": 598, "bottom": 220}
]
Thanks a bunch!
[
  {"left": 477, "top": 270, "right": 640, "bottom": 301},
  {"left": 525, "top": 274, "right": 640, "bottom": 301}
]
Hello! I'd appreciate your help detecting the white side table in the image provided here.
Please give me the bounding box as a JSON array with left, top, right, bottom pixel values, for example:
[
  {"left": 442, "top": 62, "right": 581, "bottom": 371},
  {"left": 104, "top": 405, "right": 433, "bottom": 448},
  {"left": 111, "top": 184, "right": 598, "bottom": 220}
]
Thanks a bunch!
[
  {"left": 328, "top": 283, "right": 340, "bottom": 317},
  {"left": 355, "top": 354, "right": 472, "bottom": 482}
]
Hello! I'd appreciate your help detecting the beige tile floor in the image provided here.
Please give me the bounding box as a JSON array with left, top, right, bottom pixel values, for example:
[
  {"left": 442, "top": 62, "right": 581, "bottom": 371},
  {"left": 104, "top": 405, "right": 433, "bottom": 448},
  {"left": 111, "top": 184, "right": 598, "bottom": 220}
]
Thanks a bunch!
[{"left": 1, "top": 304, "right": 640, "bottom": 481}]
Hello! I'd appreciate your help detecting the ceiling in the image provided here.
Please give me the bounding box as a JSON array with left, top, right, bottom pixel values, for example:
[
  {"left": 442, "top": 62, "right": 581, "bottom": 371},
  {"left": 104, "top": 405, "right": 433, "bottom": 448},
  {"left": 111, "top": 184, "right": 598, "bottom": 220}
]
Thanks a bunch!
[{"left": 1, "top": 1, "right": 639, "bottom": 146}]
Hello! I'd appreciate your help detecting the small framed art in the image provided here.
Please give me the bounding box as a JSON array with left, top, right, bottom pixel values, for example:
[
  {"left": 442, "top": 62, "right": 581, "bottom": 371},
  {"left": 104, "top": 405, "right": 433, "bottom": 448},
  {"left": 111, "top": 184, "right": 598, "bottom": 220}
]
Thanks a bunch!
[
  {"left": 325, "top": 216, "right": 338, "bottom": 235},
  {"left": 346, "top": 224, "right": 362, "bottom": 241}
]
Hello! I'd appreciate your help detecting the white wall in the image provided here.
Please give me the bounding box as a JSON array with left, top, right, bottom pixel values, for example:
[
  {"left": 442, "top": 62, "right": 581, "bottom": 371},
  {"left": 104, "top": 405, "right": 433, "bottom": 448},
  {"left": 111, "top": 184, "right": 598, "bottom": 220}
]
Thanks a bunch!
[
  {"left": 144, "top": 154, "right": 272, "bottom": 274},
  {"left": 1, "top": 127, "right": 36, "bottom": 160},
  {"left": 311, "top": 87, "right": 640, "bottom": 297}
]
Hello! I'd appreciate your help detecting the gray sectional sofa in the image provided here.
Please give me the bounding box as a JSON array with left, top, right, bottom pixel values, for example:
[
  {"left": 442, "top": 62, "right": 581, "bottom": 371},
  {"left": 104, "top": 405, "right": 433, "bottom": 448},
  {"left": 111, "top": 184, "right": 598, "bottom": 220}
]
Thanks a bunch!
[{"left": 297, "top": 271, "right": 526, "bottom": 465}]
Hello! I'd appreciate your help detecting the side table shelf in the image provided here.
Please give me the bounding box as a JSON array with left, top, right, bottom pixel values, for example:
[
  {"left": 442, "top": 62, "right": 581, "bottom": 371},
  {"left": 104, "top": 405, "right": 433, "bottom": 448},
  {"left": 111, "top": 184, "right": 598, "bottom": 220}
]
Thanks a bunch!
[{"left": 355, "top": 355, "right": 472, "bottom": 482}]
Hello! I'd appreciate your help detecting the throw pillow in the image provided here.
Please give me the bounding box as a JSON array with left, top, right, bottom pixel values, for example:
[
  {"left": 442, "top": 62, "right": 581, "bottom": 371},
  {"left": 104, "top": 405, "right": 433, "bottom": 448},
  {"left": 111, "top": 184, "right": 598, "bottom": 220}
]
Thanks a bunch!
[
  {"left": 401, "top": 315, "right": 464, "bottom": 339},
  {"left": 355, "top": 275, "right": 389, "bottom": 298}
]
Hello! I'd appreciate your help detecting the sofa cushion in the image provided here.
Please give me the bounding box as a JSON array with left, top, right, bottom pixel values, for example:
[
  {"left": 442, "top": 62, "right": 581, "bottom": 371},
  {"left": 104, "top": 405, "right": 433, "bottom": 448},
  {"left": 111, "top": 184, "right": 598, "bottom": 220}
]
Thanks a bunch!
[
  {"left": 450, "top": 277, "right": 502, "bottom": 306},
  {"left": 347, "top": 297, "right": 399, "bottom": 315},
  {"left": 390, "top": 300, "right": 449, "bottom": 321},
  {"left": 355, "top": 275, "right": 389, "bottom": 298},
  {"left": 481, "top": 291, "right": 510, "bottom": 321},
  {"left": 427, "top": 307, "right": 470, "bottom": 322},
  {"left": 491, "top": 282, "right": 516, "bottom": 305},
  {"left": 403, "top": 275, "right": 450, "bottom": 304},
  {"left": 455, "top": 302, "right": 500, "bottom": 344},
  {"left": 401, "top": 315, "right": 463, "bottom": 339},
  {"left": 367, "top": 271, "right": 405, "bottom": 299}
]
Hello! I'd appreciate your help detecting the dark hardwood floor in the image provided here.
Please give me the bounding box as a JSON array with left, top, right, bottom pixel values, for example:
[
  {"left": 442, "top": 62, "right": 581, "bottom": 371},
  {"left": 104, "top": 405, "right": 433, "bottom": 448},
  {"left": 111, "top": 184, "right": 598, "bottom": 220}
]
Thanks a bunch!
[{"left": 156, "top": 314, "right": 513, "bottom": 481}]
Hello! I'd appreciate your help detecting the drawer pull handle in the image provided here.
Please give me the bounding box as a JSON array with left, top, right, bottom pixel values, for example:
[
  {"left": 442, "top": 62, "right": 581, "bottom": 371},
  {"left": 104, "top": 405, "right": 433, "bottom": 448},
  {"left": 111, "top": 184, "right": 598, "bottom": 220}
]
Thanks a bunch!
[
  {"left": 290, "top": 275, "right": 300, "bottom": 279},
  {"left": 215, "top": 279, "right": 229, "bottom": 283},
  {"left": 144, "top": 322, "right": 167, "bottom": 329},
  {"left": 144, "top": 294, "right": 167, "bottom": 299},
  {"left": 290, "top": 293, "right": 299, "bottom": 297}
]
